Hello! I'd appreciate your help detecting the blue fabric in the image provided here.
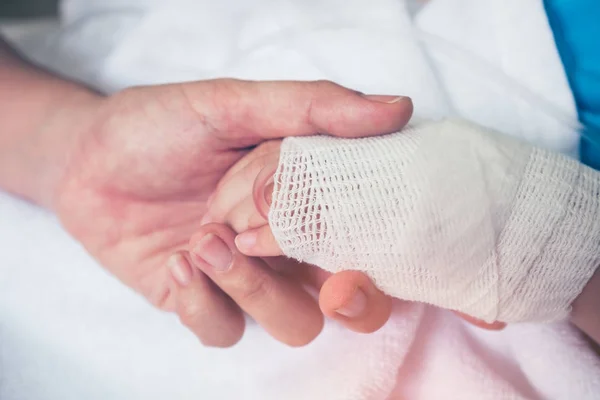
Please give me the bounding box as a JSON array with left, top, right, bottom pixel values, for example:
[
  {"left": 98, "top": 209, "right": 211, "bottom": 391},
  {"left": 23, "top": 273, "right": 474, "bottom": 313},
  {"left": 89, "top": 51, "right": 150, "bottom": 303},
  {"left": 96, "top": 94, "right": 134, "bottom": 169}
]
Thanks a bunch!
[{"left": 544, "top": 0, "right": 600, "bottom": 170}]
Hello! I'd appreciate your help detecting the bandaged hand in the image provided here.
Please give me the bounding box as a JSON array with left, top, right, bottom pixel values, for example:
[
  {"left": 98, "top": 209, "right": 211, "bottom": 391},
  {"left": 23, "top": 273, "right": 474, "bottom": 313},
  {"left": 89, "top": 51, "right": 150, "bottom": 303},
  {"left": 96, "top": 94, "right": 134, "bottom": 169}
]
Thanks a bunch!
[
  {"left": 207, "top": 119, "right": 600, "bottom": 324},
  {"left": 197, "top": 140, "right": 396, "bottom": 336}
]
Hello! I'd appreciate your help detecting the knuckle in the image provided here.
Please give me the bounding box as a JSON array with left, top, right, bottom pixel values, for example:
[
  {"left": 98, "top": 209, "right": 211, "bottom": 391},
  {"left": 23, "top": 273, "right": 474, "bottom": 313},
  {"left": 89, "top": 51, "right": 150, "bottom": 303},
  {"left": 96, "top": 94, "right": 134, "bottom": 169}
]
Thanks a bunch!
[
  {"left": 148, "top": 288, "right": 173, "bottom": 311},
  {"left": 138, "top": 278, "right": 170, "bottom": 309},
  {"left": 248, "top": 212, "right": 266, "bottom": 229},
  {"left": 178, "top": 299, "right": 205, "bottom": 328},
  {"left": 210, "top": 78, "right": 241, "bottom": 97},
  {"left": 228, "top": 212, "right": 251, "bottom": 233},
  {"left": 234, "top": 267, "right": 273, "bottom": 305},
  {"left": 311, "top": 79, "right": 337, "bottom": 90},
  {"left": 205, "top": 196, "right": 231, "bottom": 223},
  {"left": 206, "top": 79, "right": 244, "bottom": 128},
  {"left": 205, "top": 199, "right": 223, "bottom": 219}
]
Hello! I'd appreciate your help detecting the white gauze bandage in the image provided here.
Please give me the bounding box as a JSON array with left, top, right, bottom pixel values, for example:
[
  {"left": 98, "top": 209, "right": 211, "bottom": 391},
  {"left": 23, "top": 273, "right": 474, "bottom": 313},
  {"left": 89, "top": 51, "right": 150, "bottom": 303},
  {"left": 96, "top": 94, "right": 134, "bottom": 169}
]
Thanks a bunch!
[{"left": 268, "top": 119, "right": 600, "bottom": 323}]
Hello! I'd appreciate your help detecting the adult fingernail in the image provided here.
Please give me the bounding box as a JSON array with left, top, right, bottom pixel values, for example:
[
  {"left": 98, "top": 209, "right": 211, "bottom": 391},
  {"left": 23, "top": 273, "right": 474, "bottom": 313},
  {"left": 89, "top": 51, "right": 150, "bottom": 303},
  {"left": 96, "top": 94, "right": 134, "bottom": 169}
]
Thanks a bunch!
[
  {"left": 192, "top": 234, "right": 232, "bottom": 271},
  {"left": 336, "top": 288, "right": 367, "bottom": 318},
  {"left": 167, "top": 253, "right": 193, "bottom": 287},
  {"left": 235, "top": 231, "right": 257, "bottom": 252},
  {"left": 362, "top": 95, "right": 406, "bottom": 104}
]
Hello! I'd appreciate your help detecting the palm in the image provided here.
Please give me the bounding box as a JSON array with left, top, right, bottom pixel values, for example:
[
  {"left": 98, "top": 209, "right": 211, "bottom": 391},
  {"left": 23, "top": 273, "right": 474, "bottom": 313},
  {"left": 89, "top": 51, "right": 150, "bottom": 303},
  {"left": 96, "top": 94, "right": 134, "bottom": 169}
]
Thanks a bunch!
[{"left": 56, "top": 86, "right": 245, "bottom": 305}]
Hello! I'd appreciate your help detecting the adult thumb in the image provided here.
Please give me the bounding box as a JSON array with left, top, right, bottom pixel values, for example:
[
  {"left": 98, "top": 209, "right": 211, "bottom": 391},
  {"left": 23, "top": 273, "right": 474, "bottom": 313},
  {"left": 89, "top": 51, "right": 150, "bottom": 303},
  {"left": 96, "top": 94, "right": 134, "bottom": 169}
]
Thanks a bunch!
[{"left": 182, "top": 79, "right": 413, "bottom": 148}]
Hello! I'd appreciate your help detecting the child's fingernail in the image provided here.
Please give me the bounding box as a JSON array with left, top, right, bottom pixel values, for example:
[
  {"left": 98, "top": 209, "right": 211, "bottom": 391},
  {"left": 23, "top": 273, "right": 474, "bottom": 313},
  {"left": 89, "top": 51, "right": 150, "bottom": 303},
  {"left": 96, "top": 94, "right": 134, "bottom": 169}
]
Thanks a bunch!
[
  {"left": 263, "top": 176, "right": 274, "bottom": 207},
  {"left": 167, "top": 253, "right": 193, "bottom": 287},
  {"left": 335, "top": 288, "right": 367, "bottom": 318},
  {"left": 192, "top": 234, "right": 232, "bottom": 272},
  {"left": 362, "top": 95, "right": 406, "bottom": 104},
  {"left": 235, "top": 231, "right": 257, "bottom": 252}
]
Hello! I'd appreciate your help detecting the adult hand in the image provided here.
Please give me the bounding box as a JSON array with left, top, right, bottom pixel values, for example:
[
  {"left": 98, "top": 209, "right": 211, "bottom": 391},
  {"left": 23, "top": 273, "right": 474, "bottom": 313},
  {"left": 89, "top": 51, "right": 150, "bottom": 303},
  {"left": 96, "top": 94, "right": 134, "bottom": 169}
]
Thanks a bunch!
[{"left": 53, "top": 79, "right": 413, "bottom": 346}]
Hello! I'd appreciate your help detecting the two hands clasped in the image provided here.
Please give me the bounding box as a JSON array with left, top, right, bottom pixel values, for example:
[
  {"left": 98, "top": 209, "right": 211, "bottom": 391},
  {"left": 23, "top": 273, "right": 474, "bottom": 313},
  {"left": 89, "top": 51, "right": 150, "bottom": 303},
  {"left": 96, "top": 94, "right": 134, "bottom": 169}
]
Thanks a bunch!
[
  {"left": 44, "top": 79, "right": 500, "bottom": 349},
  {"left": 179, "top": 136, "right": 505, "bottom": 347},
  {"left": 3, "top": 37, "right": 599, "bottom": 351}
]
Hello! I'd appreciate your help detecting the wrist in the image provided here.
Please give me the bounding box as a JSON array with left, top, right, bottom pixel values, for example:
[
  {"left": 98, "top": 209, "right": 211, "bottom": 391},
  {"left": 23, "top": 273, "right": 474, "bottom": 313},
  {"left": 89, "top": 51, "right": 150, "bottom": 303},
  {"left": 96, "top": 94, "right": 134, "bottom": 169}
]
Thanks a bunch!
[
  {"left": 0, "top": 37, "right": 107, "bottom": 208},
  {"left": 42, "top": 88, "right": 105, "bottom": 209},
  {"left": 1, "top": 81, "right": 105, "bottom": 208}
]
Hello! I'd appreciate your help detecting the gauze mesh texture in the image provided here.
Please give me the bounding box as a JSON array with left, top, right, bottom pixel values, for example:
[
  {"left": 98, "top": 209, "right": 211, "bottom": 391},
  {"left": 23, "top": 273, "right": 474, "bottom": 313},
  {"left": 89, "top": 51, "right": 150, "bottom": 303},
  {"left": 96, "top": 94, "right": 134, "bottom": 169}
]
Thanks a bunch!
[{"left": 269, "top": 119, "right": 600, "bottom": 323}]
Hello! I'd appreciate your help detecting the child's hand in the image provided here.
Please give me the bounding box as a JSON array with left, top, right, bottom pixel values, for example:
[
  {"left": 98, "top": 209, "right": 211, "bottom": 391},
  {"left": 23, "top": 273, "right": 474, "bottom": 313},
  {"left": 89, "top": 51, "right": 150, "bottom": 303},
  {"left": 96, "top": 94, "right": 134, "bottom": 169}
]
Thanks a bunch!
[
  {"left": 201, "top": 139, "right": 506, "bottom": 333},
  {"left": 198, "top": 140, "right": 397, "bottom": 336},
  {"left": 201, "top": 140, "right": 282, "bottom": 257}
]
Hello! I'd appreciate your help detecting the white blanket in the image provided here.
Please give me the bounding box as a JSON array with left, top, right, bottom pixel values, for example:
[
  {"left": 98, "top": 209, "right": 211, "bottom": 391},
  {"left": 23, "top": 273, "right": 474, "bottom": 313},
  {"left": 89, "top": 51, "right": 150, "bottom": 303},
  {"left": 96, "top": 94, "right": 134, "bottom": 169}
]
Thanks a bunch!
[{"left": 2, "top": 0, "right": 599, "bottom": 399}]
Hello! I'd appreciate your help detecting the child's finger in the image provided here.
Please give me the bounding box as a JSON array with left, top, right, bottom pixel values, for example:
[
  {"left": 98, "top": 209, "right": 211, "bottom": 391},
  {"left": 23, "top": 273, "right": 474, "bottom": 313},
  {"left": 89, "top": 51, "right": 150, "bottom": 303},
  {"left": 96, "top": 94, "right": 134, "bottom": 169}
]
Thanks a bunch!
[
  {"left": 222, "top": 195, "right": 268, "bottom": 233},
  {"left": 319, "top": 271, "right": 393, "bottom": 334},
  {"left": 204, "top": 159, "right": 263, "bottom": 223},
  {"left": 217, "top": 140, "right": 281, "bottom": 190},
  {"left": 204, "top": 153, "right": 277, "bottom": 223},
  {"left": 235, "top": 225, "right": 283, "bottom": 257}
]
